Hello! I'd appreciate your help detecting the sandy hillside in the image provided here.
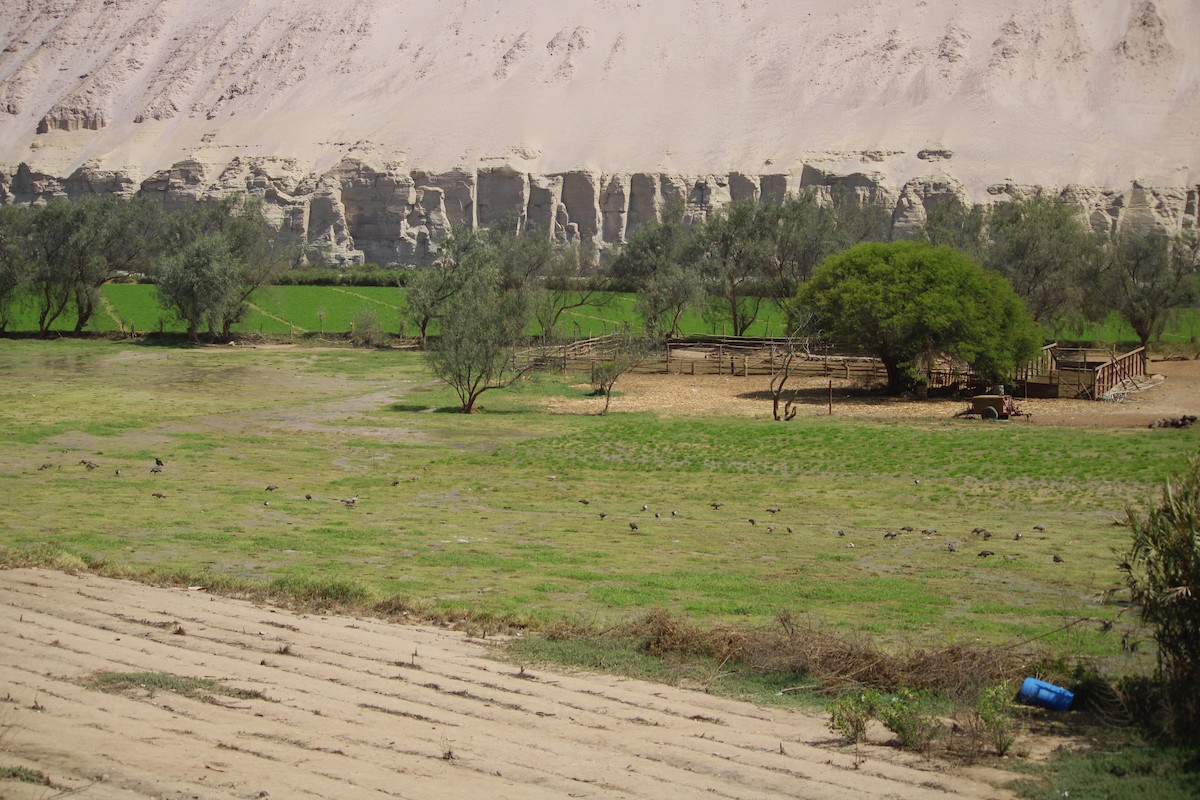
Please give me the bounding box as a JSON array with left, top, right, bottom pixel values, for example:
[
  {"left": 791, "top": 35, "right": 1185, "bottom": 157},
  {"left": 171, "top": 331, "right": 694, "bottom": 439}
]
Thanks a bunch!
[
  {"left": 0, "top": 568, "right": 1017, "bottom": 799},
  {"left": 1, "top": 0, "right": 1197, "bottom": 194}
]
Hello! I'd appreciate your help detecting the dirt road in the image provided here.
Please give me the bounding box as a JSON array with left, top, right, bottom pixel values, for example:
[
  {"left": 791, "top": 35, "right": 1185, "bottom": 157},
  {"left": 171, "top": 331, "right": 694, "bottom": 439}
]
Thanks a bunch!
[{"left": 0, "top": 568, "right": 1015, "bottom": 799}]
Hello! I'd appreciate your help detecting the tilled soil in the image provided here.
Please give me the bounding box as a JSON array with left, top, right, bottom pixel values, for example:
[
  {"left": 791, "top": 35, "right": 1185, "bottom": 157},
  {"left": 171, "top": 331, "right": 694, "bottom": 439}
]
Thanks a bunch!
[{"left": 0, "top": 568, "right": 1015, "bottom": 799}]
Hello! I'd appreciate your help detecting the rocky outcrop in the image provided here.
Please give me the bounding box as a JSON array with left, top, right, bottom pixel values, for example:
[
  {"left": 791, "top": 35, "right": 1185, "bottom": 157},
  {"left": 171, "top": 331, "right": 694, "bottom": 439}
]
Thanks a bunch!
[{"left": 2, "top": 157, "right": 1196, "bottom": 267}]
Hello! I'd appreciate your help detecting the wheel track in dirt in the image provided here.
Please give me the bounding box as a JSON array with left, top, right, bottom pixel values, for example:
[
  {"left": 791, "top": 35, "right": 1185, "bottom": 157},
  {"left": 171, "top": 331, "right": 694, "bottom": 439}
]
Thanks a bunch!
[{"left": 0, "top": 569, "right": 1015, "bottom": 799}]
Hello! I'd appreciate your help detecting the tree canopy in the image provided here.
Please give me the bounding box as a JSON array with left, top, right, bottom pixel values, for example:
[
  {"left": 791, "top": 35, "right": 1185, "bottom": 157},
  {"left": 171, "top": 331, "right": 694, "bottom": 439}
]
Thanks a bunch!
[{"left": 794, "top": 241, "right": 1042, "bottom": 394}]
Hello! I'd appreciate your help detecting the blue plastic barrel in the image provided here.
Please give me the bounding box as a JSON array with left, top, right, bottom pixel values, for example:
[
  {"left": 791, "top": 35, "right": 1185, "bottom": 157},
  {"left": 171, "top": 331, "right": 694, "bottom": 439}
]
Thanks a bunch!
[{"left": 1017, "top": 677, "right": 1074, "bottom": 711}]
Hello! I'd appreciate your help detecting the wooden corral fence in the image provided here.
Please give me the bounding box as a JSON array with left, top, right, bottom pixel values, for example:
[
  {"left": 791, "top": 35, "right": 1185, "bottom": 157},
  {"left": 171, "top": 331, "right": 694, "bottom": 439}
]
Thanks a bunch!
[
  {"left": 520, "top": 336, "right": 1147, "bottom": 401},
  {"left": 1014, "top": 344, "right": 1147, "bottom": 400},
  {"left": 529, "top": 335, "right": 957, "bottom": 386}
]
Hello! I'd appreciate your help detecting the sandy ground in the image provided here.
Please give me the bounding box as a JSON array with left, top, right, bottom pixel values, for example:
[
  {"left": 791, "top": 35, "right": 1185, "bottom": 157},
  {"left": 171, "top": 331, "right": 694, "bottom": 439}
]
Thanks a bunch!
[
  {"left": 553, "top": 358, "right": 1200, "bottom": 428},
  {"left": 0, "top": 568, "right": 1018, "bottom": 800}
]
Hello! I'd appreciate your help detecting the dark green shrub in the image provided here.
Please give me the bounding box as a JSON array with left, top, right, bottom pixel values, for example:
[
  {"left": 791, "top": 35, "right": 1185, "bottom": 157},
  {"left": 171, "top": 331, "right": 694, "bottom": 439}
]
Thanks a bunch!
[{"left": 1120, "top": 454, "right": 1200, "bottom": 743}]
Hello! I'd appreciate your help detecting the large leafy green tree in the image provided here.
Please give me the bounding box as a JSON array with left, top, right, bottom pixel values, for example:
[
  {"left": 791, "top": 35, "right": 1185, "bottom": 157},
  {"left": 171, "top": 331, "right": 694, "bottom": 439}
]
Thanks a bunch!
[
  {"left": 1098, "top": 227, "right": 1198, "bottom": 351},
  {"left": 154, "top": 196, "right": 295, "bottom": 337},
  {"left": 795, "top": 241, "right": 1042, "bottom": 394},
  {"left": 156, "top": 235, "right": 241, "bottom": 342}
]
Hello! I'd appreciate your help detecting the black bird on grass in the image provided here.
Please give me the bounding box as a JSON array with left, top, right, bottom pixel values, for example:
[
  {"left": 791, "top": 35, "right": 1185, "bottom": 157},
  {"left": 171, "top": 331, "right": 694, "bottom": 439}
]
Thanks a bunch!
[
  {"left": 629, "top": 522, "right": 639, "bottom": 531},
  {"left": 579, "top": 499, "right": 590, "bottom": 505},
  {"left": 946, "top": 542, "right": 957, "bottom": 553},
  {"left": 883, "top": 530, "right": 900, "bottom": 540},
  {"left": 266, "top": 485, "right": 278, "bottom": 491},
  {"left": 599, "top": 513, "right": 607, "bottom": 520},
  {"left": 150, "top": 466, "right": 162, "bottom": 474},
  {"left": 710, "top": 502, "right": 723, "bottom": 510},
  {"left": 1033, "top": 525, "right": 1047, "bottom": 532},
  {"left": 1053, "top": 554, "right": 1064, "bottom": 563},
  {"left": 766, "top": 507, "right": 780, "bottom": 515},
  {"left": 978, "top": 550, "right": 994, "bottom": 558},
  {"left": 155, "top": 458, "right": 165, "bottom": 467}
]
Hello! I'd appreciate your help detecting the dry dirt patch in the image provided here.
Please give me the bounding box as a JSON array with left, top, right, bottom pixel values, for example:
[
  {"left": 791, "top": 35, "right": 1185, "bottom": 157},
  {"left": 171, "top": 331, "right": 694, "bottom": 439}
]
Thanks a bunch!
[
  {"left": 548, "top": 359, "right": 1200, "bottom": 427},
  {"left": 0, "top": 568, "right": 1016, "bottom": 799}
]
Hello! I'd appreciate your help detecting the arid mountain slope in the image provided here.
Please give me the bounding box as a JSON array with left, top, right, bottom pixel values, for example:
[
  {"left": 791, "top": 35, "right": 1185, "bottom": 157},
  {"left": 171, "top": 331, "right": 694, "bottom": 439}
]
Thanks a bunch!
[{"left": 1, "top": 1, "right": 1197, "bottom": 264}]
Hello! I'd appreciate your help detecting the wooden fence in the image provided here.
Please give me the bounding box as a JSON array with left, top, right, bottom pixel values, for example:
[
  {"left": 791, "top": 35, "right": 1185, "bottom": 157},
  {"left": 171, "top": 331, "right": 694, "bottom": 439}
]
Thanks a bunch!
[{"left": 519, "top": 336, "right": 1147, "bottom": 401}]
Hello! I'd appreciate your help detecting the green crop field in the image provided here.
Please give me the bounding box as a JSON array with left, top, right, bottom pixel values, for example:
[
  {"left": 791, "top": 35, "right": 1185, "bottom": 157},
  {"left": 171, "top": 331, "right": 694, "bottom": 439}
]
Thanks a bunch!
[
  {"left": 4, "top": 282, "right": 1196, "bottom": 344},
  {"left": 2, "top": 338, "right": 1194, "bottom": 677},
  {"left": 2, "top": 284, "right": 792, "bottom": 338}
]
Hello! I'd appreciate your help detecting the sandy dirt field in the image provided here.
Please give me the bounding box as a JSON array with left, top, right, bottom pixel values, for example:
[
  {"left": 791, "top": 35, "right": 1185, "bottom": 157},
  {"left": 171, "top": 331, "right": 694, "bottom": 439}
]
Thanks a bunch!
[
  {"left": 554, "top": 358, "right": 1200, "bottom": 428},
  {"left": 0, "top": 568, "right": 1018, "bottom": 800}
]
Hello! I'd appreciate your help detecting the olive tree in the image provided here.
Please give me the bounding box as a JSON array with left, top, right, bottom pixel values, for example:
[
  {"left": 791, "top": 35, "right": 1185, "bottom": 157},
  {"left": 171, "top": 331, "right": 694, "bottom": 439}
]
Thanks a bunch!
[
  {"left": 984, "top": 196, "right": 1099, "bottom": 325},
  {"left": 610, "top": 203, "right": 702, "bottom": 340},
  {"left": 795, "top": 241, "right": 1042, "bottom": 394},
  {"left": 693, "top": 198, "right": 776, "bottom": 336},
  {"left": 155, "top": 235, "right": 241, "bottom": 341},
  {"left": 1098, "top": 227, "right": 1198, "bottom": 351},
  {"left": 0, "top": 205, "right": 33, "bottom": 332},
  {"left": 424, "top": 247, "right": 535, "bottom": 413}
]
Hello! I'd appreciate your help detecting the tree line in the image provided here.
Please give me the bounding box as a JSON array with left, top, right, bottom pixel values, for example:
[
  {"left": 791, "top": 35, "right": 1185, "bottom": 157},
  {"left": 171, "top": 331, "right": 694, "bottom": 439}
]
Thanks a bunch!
[
  {"left": 0, "top": 189, "right": 1195, "bottom": 402},
  {"left": 0, "top": 196, "right": 295, "bottom": 339}
]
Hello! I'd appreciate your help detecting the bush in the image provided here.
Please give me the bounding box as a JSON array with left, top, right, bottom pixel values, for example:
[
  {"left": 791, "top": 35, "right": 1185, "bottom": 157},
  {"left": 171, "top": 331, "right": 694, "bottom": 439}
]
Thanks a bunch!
[
  {"left": 1120, "top": 454, "right": 1200, "bottom": 743},
  {"left": 975, "top": 680, "right": 1021, "bottom": 756},
  {"left": 350, "top": 308, "right": 385, "bottom": 348},
  {"left": 876, "top": 689, "right": 943, "bottom": 752},
  {"left": 827, "top": 691, "right": 878, "bottom": 744}
]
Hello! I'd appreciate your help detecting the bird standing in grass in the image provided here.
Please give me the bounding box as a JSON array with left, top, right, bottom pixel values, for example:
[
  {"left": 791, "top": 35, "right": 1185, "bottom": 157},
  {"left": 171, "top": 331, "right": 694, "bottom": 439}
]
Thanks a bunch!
[
  {"left": 341, "top": 496, "right": 358, "bottom": 507},
  {"left": 629, "top": 522, "right": 639, "bottom": 531},
  {"left": 266, "top": 485, "right": 278, "bottom": 491},
  {"left": 155, "top": 458, "right": 165, "bottom": 467},
  {"left": 1053, "top": 554, "right": 1064, "bottom": 563},
  {"left": 946, "top": 542, "right": 957, "bottom": 553}
]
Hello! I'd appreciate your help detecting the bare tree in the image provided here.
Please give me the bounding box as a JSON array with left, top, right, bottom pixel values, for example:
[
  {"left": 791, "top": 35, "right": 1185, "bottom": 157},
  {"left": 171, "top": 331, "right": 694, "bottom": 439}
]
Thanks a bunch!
[
  {"left": 592, "top": 333, "right": 653, "bottom": 415},
  {"left": 769, "top": 313, "right": 821, "bottom": 421}
]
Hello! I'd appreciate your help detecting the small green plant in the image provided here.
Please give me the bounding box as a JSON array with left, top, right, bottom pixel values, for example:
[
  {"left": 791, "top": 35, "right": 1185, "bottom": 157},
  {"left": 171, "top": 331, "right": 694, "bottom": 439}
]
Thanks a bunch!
[
  {"left": 827, "top": 690, "right": 878, "bottom": 744},
  {"left": 0, "top": 765, "right": 50, "bottom": 785},
  {"left": 977, "top": 680, "right": 1021, "bottom": 756},
  {"left": 876, "top": 689, "right": 943, "bottom": 753}
]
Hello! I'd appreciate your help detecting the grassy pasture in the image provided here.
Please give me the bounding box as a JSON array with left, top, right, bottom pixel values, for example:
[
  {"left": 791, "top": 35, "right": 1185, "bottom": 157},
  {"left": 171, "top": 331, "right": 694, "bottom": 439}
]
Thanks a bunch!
[{"left": 1, "top": 340, "right": 1195, "bottom": 676}]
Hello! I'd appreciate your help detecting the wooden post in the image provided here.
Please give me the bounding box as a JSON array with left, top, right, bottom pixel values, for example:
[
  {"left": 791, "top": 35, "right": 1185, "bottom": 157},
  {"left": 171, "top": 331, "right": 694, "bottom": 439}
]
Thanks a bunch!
[
  {"left": 828, "top": 379, "right": 833, "bottom": 415},
  {"left": 718, "top": 344, "right": 723, "bottom": 375}
]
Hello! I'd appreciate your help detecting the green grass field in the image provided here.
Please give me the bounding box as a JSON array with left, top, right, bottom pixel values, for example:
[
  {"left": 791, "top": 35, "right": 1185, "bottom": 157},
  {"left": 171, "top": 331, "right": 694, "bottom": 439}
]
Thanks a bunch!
[
  {"left": 1, "top": 339, "right": 1194, "bottom": 675},
  {"left": 2, "top": 284, "right": 791, "bottom": 338},
  {"left": 5, "top": 283, "right": 1197, "bottom": 345}
]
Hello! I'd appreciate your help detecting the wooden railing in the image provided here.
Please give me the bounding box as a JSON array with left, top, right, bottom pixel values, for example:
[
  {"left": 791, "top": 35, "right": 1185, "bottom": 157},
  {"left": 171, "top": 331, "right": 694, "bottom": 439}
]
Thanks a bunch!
[{"left": 1093, "top": 347, "right": 1147, "bottom": 398}]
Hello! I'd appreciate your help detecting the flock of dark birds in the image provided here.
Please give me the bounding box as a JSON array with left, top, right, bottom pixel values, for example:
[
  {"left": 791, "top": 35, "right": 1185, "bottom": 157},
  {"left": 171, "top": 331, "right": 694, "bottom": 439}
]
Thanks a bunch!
[
  {"left": 575, "top": 496, "right": 1066, "bottom": 564},
  {"left": 38, "top": 458, "right": 1067, "bottom": 564},
  {"left": 46, "top": 455, "right": 363, "bottom": 508}
]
